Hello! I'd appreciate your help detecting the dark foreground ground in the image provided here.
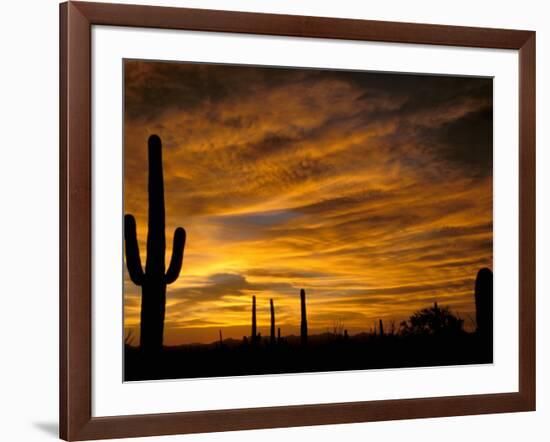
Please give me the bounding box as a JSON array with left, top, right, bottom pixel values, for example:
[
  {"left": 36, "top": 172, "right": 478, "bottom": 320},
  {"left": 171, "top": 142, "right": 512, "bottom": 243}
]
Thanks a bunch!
[{"left": 124, "top": 332, "right": 492, "bottom": 381}]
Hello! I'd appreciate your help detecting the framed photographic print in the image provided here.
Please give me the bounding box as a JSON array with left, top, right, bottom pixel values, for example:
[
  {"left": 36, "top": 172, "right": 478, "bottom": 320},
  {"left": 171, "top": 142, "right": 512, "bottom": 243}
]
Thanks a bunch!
[{"left": 60, "top": 1, "right": 536, "bottom": 440}]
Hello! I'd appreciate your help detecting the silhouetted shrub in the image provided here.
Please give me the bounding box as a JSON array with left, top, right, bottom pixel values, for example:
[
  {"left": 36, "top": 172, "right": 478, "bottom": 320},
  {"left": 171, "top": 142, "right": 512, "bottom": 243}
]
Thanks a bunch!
[{"left": 400, "top": 302, "right": 464, "bottom": 336}]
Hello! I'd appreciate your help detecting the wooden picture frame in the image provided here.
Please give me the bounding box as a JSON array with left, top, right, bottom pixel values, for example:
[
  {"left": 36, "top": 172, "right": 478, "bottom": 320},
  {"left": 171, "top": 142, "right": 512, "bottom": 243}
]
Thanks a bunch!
[{"left": 60, "top": 1, "right": 536, "bottom": 440}]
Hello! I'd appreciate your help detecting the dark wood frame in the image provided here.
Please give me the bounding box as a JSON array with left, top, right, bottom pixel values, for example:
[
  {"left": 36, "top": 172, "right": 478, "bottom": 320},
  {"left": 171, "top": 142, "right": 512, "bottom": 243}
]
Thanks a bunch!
[{"left": 60, "top": 1, "right": 536, "bottom": 440}]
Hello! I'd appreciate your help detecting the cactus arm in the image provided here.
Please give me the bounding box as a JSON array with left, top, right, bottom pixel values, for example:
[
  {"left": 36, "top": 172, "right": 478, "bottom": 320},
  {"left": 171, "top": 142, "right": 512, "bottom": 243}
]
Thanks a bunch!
[
  {"left": 124, "top": 214, "right": 144, "bottom": 286},
  {"left": 164, "top": 227, "right": 186, "bottom": 284}
]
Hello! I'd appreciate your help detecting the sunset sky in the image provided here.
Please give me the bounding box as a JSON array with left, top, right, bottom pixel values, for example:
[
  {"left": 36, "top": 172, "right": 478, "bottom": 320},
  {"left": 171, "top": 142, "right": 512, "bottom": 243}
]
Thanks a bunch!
[{"left": 124, "top": 60, "right": 493, "bottom": 345}]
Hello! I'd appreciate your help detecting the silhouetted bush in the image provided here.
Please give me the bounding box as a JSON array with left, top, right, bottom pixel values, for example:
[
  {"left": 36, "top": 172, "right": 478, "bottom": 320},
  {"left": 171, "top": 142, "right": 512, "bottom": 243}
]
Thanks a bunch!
[{"left": 400, "top": 302, "right": 464, "bottom": 336}]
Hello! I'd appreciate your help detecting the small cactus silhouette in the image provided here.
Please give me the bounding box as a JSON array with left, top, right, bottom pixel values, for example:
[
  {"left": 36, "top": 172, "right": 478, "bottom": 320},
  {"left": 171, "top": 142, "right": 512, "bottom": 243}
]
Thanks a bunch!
[
  {"left": 300, "top": 289, "right": 308, "bottom": 346},
  {"left": 379, "top": 319, "right": 385, "bottom": 337},
  {"left": 251, "top": 295, "right": 257, "bottom": 344},
  {"left": 124, "top": 135, "right": 186, "bottom": 353},
  {"left": 475, "top": 268, "right": 493, "bottom": 337},
  {"left": 270, "top": 299, "right": 276, "bottom": 345}
]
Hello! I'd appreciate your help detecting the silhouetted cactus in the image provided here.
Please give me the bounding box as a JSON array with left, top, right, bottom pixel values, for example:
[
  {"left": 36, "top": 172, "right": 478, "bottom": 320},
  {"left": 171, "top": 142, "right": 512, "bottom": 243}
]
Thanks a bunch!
[
  {"left": 251, "top": 295, "right": 257, "bottom": 344},
  {"left": 270, "top": 299, "right": 276, "bottom": 345},
  {"left": 379, "top": 319, "right": 385, "bottom": 337},
  {"left": 475, "top": 268, "right": 493, "bottom": 338},
  {"left": 300, "top": 289, "right": 308, "bottom": 346},
  {"left": 124, "top": 135, "right": 186, "bottom": 353},
  {"left": 277, "top": 327, "right": 281, "bottom": 343}
]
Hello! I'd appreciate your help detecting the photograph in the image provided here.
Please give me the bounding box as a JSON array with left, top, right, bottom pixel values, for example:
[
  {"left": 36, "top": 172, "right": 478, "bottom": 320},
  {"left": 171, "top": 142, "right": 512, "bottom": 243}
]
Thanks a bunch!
[{"left": 123, "top": 60, "right": 494, "bottom": 381}]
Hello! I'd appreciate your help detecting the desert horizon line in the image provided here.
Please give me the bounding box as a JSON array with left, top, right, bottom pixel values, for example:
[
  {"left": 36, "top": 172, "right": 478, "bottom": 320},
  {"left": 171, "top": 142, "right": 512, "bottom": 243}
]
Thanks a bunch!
[{"left": 124, "top": 274, "right": 490, "bottom": 346}]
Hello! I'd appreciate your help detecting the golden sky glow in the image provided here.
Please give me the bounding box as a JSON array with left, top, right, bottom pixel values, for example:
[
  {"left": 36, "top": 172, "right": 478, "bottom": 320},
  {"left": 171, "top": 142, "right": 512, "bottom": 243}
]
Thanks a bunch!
[{"left": 124, "top": 60, "right": 493, "bottom": 345}]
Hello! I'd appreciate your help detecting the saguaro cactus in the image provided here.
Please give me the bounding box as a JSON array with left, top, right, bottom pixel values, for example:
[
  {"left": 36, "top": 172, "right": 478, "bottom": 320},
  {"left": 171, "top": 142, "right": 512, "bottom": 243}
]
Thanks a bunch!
[
  {"left": 300, "top": 289, "right": 308, "bottom": 346},
  {"left": 475, "top": 268, "right": 493, "bottom": 338},
  {"left": 124, "top": 135, "right": 186, "bottom": 353},
  {"left": 270, "top": 299, "right": 276, "bottom": 345},
  {"left": 251, "top": 295, "right": 257, "bottom": 344}
]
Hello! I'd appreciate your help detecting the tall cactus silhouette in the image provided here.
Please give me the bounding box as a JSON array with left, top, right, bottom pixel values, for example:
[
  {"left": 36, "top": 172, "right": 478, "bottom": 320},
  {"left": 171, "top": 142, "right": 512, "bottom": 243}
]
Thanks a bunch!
[
  {"left": 379, "top": 319, "right": 385, "bottom": 337},
  {"left": 270, "top": 299, "right": 276, "bottom": 345},
  {"left": 251, "top": 295, "right": 257, "bottom": 344},
  {"left": 300, "top": 289, "right": 308, "bottom": 346},
  {"left": 475, "top": 268, "right": 493, "bottom": 338},
  {"left": 124, "top": 134, "right": 186, "bottom": 353}
]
